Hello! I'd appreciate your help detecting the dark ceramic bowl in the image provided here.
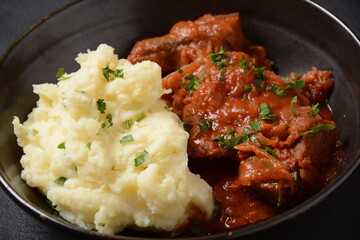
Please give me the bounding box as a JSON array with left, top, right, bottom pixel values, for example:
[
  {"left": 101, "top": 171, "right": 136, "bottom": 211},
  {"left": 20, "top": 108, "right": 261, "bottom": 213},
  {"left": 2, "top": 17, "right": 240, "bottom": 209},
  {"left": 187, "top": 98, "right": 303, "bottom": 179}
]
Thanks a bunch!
[{"left": 0, "top": 0, "right": 359, "bottom": 239}]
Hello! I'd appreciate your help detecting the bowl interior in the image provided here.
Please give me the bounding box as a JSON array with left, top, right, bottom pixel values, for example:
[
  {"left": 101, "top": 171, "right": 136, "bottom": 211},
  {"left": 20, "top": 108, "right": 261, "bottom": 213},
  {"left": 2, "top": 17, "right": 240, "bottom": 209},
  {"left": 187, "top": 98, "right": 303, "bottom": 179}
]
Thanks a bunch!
[{"left": 0, "top": 0, "right": 360, "bottom": 239}]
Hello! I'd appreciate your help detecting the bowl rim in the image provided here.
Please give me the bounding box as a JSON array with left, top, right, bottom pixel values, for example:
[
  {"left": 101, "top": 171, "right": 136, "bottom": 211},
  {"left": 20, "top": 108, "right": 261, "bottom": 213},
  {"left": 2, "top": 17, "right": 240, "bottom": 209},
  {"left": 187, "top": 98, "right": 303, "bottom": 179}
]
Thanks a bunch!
[{"left": 0, "top": 0, "right": 360, "bottom": 239}]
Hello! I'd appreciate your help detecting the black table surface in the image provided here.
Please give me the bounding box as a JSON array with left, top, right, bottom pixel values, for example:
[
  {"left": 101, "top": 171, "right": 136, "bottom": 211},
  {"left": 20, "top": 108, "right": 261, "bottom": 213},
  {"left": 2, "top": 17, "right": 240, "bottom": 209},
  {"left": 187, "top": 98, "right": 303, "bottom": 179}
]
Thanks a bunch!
[{"left": 1, "top": 0, "right": 359, "bottom": 239}]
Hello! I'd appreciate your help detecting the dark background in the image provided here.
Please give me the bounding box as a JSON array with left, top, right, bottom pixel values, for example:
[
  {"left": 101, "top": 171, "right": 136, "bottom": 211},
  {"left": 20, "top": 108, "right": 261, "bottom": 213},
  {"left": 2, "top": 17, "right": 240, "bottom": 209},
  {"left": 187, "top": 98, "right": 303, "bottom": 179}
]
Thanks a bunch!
[{"left": 0, "top": 0, "right": 359, "bottom": 239}]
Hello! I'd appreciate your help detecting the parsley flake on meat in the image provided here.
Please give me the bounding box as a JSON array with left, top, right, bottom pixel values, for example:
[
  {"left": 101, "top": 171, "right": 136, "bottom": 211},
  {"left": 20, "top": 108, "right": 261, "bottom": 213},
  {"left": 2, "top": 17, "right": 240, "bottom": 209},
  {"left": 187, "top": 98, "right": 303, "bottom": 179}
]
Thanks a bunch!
[
  {"left": 258, "top": 103, "right": 277, "bottom": 120},
  {"left": 209, "top": 46, "right": 229, "bottom": 67},
  {"left": 311, "top": 103, "right": 320, "bottom": 116},
  {"left": 180, "top": 74, "right": 200, "bottom": 93},
  {"left": 290, "top": 96, "right": 298, "bottom": 116},
  {"left": 254, "top": 66, "right": 267, "bottom": 89},
  {"left": 249, "top": 120, "right": 261, "bottom": 132},
  {"left": 301, "top": 124, "right": 336, "bottom": 136},
  {"left": 199, "top": 119, "right": 212, "bottom": 132}
]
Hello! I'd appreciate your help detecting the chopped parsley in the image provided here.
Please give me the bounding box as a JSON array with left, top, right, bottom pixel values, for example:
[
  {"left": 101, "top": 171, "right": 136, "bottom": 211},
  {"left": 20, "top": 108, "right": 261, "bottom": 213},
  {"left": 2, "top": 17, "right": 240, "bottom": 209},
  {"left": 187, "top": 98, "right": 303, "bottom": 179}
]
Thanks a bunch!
[
  {"left": 86, "top": 142, "right": 91, "bottom": 149},
  {"left": 113, "top": 69, "right": 124, "bottom": 79},
  {"left": 291, "top": 171, "right": 298, "bottom": 182},
  {"left": 123, "top": 119, "right": 134, "bottom": 129},
  {"left": 164, "top": 105, "right": 173, "bottom": 112},
  {"left": 283, "top": 74, "right": 305, "bottom": 90},
  {"left": 136, "top": 112, "right": 146, "bottom": 122},
  {"left": 262, "top": 146, "right": 278, "bottom": 158},
  {"left": 290, "top": 96, "right": 298, "bottom": 116},
  {"left": 311, "top": 103, "right": 320, "bottom": 116},
  {"left": 96, "top": 99, "right": 106, "bottom": 114},
  {"left": 240, "top": 55, "right": 251, "bottom": 72},
  {"left": 120, "top": 135, "right": 134, "bottom": 144},
  {"left": 269, "top": 84, "right": 287, "bottom": 98},
  {"left": 102, "top": 64, "right": 124, "bottom": 81},
  {"left": 254, "top": 66, "right": 267, "bottom": 89},
  {"left": 213, "top": 199, "right": 221, "bottom": 217},
  {"left": 180, "top": 74, "right": 200, "bottom": 93},
  {"left": 258, "top": 103, "right": 277, "bottom": 120},
  {"left": 134, "top": 150, "right": 149, "bottom": 167},
  {"left": 98, "top": 222, "right": 105, "bottom": 227},
  {"left": 301, "top": 124, "right": 336, "bottom": 136},
  {"left": 199, "top": 119, "right": 212, "bottom": 132},
  {"left": 219, "top": 68, "right": 226, "bottom": 81},
  {"left": 249, "top": 120, "right": 261, "bottom": 132},
  {"left": 32, "top": 129, "right": 39, "bottom": 135},
  {"left": 57, "top": 142, "right": 66, "bottom": 149},
  {"left": 55, "top": 67, "right": 71, "bottom": 81},
  {"left": 54, "top": 177, "right": 67, "bottom": 186},
  {"left": 101, "top": 121, "right": 106, "bottom": 128},
  {"left": 177, "top": 69, "right": 183, "bottom": 74},
  {"left": 243, "top": 85, "right": 252, "bottom": 91},
  {"left": 212, "top": 133, "right": 247, "bottom": 150},
  {"left": 106, "top": 114, "right": 113, "bottom": 127},
  {"left": 46, "top": 198, "right": 57, "bottom": 210},
  {"left": 183, "top": 122, "right": 191, "bottom": 131},
  {"left": 209, "top": 47, "right": 228, "bottom": 67}
]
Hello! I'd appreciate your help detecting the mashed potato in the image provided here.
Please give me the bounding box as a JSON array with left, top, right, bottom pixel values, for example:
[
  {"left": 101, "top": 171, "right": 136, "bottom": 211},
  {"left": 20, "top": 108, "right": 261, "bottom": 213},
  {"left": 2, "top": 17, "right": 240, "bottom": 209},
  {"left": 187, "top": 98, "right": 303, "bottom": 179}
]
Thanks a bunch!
[{"left": 13, "top": 44, "right": 213, "bottom": 234}]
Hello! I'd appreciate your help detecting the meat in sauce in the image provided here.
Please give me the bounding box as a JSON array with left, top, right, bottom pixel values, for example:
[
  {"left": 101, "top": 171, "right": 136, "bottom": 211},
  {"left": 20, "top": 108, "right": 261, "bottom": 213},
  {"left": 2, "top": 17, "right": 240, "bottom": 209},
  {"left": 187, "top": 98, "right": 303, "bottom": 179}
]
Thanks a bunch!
[{"left": 127, "top": 13, "right": 341, "bottom": 236}]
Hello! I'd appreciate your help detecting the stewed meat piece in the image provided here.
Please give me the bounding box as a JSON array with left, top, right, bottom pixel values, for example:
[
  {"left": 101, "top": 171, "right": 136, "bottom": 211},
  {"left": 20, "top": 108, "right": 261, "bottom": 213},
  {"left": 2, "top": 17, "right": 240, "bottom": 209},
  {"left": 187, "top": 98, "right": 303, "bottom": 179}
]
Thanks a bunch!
[{"left": 128, "top": 13, "right": 271, "bottom": 72}]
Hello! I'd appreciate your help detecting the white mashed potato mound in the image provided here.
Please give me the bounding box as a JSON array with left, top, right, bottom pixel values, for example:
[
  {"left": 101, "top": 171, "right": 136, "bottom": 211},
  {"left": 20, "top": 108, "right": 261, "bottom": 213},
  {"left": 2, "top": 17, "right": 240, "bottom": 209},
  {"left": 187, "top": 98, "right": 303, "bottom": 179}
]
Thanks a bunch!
[{"left": 13, "top": 44, "right": 213, "bottom": 234}]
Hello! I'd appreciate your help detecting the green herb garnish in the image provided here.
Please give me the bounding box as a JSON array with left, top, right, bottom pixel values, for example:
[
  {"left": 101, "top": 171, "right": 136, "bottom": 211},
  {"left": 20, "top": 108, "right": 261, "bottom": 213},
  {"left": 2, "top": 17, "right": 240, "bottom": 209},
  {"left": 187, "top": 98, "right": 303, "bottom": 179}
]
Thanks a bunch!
[
  {"left": 177, "top": 69, "right": 183, "bottom": 74},
  {"left": 113, "top": 69, "right": 124, "bottom": 79},
  {"left": 164, "top": 105, "right": 172, "bottom": 112},
  {"left": 243, "top": 85, "right": 252, "bottom": 91},
  {"left": 283, "top": 74, "right": 305, "bottom": 90},
  {"left": 96, "top": 99, "right": 106, "bottom": 114},
  {"left": 102, "top": 64, "right": 124, "bottom": 81},
  {"left": 181, "top": 74, "right": 200, "bottom": 93},
  {"left": 249, "top": 120, "right": 261, "bottom": 132},
  {"left": 291, "top": 171, "right": 298, "bottom": 182},
  {"left": 123, "top": 119, "right": 133, "bottom": 129},
  {"left": 301, "top": 124, "right": 336, "bottom": 136},
  {"left": 183, "top": 122, "right": 191, "bottom": 131},
  {"left": 262, "top": 146, "right": 278, "bottom": 158},
  {"left": 311, "top": 103, "right": 320, "bottom": 116},
  {"left": 290, "top": 96, "right": 298, "bottom": 116},
  {"left": 212, "top": 133, "right": 247, "bottom": 150},
  {"left": 240, "top": 55, "right": 250, "bottom": 72},
  {"left": 254, "top": 66, "right": 267, "bottom": 89},
  {"left": 209, "top": 47, "right": 228, "bottom": 67},
  {"left": 120, "top": 135, "right": 134, "bottom": 144},
  {"left": 54, "top": 177, "right": 67, "bottom": 186},
  {"left": 134, "top": 150, "right": 149, "bottom": 167},
  {"left": 32, "top": 129, "right": 39, "bottom": 135},
  {"left": 46, "top": 198, "right": 57, "bottom": 210},
  {"left": 258, "top": 103, "right": 277, "bottom": 120},
  {"left": 270, "top": 84, "right": 287, "bottom": 98},
  {"left": 98, "top": 222, "right": 105, "bottom": 227},
  {"left": 106, "top": 114, "right": 113, "bottom": 127},
  {"left": 57, "top": 142, "right": 66, "bottom": 149},
  {"left": 219, "top": 68, "right": 226, "bottom": 81},
  {"left": 136, "top": 112, "right": 146, "bottom": 122},
  {"left": 55, "top": 67, "right": 71, "bottom": 81},
  {"left": 199, "top": 119, "right": 212, "bottom": 132},
  {"left": 86, "top": 142, "right": 91, "bottom": 149}
]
